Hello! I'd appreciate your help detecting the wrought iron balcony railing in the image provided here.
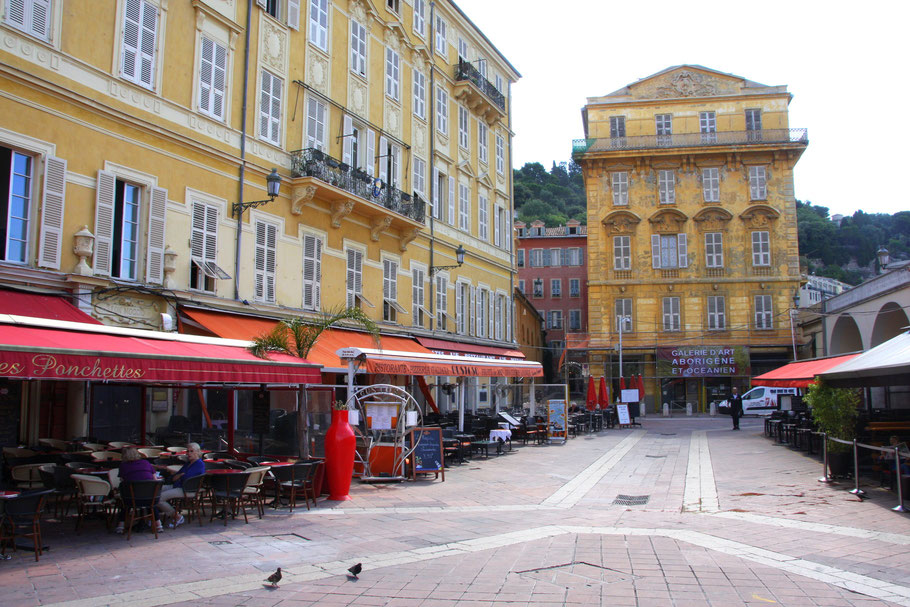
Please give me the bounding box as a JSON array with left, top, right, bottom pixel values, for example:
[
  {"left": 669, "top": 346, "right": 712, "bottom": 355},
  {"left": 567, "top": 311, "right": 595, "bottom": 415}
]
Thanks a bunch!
[
  {"left": 572, "top": 128, "right": 808, "bottom": 156},
  {"left": 455, "top": 59, "right": 506, "bottom": 111},
  {"left": 291, "top": 148, "right": 426, "bottom": 224}
]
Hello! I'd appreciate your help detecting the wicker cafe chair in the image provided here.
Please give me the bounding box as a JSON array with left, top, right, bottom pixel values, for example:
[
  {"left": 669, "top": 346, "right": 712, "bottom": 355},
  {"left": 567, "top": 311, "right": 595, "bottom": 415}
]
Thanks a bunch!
[
  {"left": 208, "top": 472, "right": 251, "bottom": 526},
  {"left": 0, "top": 489, "right": 54, "bottom": 561},
  {"left": 91, "top": 451, "right": 122, "bottom": 462},
  {"left": 120, "top": 480, "right": 163, "bottom": 540},
  {"left": 37, "top": 438, "right": 69, "bottom": 452},
  {"left": 241, "top": 467, "right": 270, "bottom": 519},
  {"left": 70, "top": 474, "right": 115, "bottom": 534},
  {"left": 107, "top": 442, "right": 134, "bottom": 449},
  {"left": 11, "top": 464, "right": 45, "bottom": 490}
]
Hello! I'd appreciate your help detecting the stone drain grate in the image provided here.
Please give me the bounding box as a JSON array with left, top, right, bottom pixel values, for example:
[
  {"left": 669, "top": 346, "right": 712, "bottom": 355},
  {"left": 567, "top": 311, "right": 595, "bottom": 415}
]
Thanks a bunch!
[
  {"left": 645, "top": 454, "right": 667, "bottom": 458},
  {"left": 613, "top": 494, "right": 650, "bottom": 506}
]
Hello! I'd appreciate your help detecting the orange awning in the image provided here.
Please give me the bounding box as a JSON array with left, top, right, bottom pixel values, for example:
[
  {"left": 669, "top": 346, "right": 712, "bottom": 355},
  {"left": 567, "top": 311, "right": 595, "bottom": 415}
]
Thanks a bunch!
[
  {"left": 337, "top": 347, "right": 544, "bottom": 378},
  {"left": 752, "top": 354, "right": 860, "bottom": 388}
]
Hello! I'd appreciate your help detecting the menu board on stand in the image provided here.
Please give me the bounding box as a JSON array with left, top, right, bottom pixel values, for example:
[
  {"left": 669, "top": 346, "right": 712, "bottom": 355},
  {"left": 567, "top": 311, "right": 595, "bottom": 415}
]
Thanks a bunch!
[
  {"left": 547, "top": 399, "right": 568, "bottom": 443},
  {"left": 406, "top": 427, "right": 445, "bottom": 481}
]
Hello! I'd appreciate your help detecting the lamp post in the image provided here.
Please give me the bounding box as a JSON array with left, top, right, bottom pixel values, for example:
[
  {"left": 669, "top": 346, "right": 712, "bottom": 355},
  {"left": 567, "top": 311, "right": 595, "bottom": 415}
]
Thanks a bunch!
[
  {"left": 876, "top": 245, "right": 890, "bottom": 275},
  {"left": 233, "top": 168, "right": 282, "bottom": 301},
  {"left": 617, "top": 315, "right": 631, "bottom": 389},
  {"left": 429, "top": 244, "right": 465, "bottom": 275}
]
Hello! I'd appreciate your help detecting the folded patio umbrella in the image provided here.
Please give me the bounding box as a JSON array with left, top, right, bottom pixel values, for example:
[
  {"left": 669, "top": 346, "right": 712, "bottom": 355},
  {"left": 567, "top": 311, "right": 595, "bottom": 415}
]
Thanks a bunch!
[
  {"left": 619, "top": 376, "right": 625, "bottom": 391},
  {"left": 598, "top": 376, "right": 609, "bottom": 409},
  {"left": 586, "top": 375, "right": 597, "bottom": 411},
  {"left": 637, "top": 374, "right": 645, "bottom": 401}
]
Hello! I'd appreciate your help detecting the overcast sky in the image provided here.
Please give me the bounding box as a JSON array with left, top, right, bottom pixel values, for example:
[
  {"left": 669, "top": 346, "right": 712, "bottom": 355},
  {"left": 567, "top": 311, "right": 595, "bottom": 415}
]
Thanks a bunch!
[{"left": 455, "top": 0, "right": 909, "bottom": 217}]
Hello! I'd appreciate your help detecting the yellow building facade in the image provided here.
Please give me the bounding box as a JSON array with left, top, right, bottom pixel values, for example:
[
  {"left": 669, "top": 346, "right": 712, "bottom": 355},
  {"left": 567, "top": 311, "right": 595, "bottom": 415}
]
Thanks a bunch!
[
  {"left": 573, "top": 66, "right": 807, "bottom": 412},
  {"left": 0, "top": 0, "right": 519, "bottom": 444}
]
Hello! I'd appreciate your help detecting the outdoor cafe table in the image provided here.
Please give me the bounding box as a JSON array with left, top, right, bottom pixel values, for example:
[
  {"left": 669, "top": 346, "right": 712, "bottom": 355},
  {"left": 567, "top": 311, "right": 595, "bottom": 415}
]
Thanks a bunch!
[{"left": 489, "top": 429, "right": 512, "bottom": 451}]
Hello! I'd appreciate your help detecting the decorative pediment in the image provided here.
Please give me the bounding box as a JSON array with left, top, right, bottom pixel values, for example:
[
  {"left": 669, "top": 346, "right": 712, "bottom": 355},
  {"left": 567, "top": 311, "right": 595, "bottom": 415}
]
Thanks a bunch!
[
  {"left": 601, "top": 210, "right": 641, "bottom": 234},
  {"left": 619, "top": 66, "right": 767, "bottom": 101},
  {"left": 739, "top": 205, "right": 780, "bottom": 229},
  {"left": 477, "top": 172, "right": 494, "bottom": 190},
  {"left": 457, "top": 160, "right": 476, "bottom": 179},
  {"left": 648, "top": 209, "right": 688, "bottom": 233},
  {"left": 692, "top": 207, "right": 733, "bottom": 231}
]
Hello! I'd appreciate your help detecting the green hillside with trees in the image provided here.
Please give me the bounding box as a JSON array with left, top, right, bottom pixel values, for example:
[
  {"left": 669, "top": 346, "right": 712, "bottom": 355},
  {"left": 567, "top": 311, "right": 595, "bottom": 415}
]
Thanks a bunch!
[{"left": 513, "top": 161, "right": 909, "bottom": 286}]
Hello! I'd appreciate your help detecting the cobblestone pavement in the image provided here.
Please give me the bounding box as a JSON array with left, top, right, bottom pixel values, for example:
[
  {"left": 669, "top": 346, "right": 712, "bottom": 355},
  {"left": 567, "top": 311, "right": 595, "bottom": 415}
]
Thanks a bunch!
[{"left": 3, "top": 416, "right": 910, "bottom": 606}]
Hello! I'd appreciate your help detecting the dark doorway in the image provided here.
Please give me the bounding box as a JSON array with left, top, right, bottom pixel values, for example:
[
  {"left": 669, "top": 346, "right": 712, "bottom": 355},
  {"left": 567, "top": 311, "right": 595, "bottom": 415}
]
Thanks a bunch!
[{"left": 92, "top": 385, "right": 142, "bottom": 443}]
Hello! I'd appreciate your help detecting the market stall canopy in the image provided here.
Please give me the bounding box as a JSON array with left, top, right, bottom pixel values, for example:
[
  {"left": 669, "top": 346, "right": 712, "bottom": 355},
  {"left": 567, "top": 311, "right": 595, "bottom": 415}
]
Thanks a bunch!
[
  {"left": 0, "top": 289, "right": 101, "bottom": 323},
  {"left": 0, "top": 315, "right": 321, "bottom": 385},
  {"left": 337, "top": 347, "right": 544, "bottom": 378},
  {"left": 752, "top": 354, "right": 859, "bottom": 388},
  {"left": 820, "top": 331, "right": 910, "bottom": 388},
  {"left": 180, "top": 307, "right": 427, "bottom": 372}
]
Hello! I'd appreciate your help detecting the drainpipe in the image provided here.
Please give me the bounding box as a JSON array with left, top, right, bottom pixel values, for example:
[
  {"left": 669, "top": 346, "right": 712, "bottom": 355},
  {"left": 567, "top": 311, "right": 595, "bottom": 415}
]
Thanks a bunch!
[
  {"left": 428, "top": 1, "right": 437, "bottom": 331},
  {"left": 234, "top": 0, "right": 253, "bottom": 300}
]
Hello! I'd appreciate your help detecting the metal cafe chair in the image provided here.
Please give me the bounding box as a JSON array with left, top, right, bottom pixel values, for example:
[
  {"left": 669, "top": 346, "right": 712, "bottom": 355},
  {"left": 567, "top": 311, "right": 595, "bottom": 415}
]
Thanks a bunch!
[
  {"left": 70, "top": 474, "right": 115, "bottom": 534},
  {"left": 208, "top": 472, "right": 252, "bottom": 526},
  {"left": 0, "top": 489, "right": 55, "bottom": 561},
  {"left": 120, "top": 479, "right": 164, "bottom": 540}
]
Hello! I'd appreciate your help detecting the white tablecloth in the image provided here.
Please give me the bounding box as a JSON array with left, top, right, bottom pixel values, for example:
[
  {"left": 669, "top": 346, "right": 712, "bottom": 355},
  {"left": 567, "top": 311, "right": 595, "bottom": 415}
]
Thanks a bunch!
[{"left": 489, "top": 429, "right": 512, "bottom": 442}]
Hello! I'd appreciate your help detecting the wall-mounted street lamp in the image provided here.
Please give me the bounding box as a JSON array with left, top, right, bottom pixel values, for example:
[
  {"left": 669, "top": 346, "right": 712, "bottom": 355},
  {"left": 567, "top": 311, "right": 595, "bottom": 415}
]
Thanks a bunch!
[
  {"left": 430, "top": 244, "right": 466, "bottom": 275},
  {"left": 232, "top": 168, "right": 281, "bottom": 217},
  {"left": 876, "top": 245, "right": 891, "bottom": 274}
]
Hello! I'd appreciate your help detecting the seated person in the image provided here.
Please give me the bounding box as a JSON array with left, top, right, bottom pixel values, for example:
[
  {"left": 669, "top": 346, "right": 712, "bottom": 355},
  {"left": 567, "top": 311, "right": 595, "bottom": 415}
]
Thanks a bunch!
[
  {"left": 116, "top": 447, "right": 162, "bottom": 534},
  {"left": 157, "top": 443, "right": 205, "bottom": 528}
]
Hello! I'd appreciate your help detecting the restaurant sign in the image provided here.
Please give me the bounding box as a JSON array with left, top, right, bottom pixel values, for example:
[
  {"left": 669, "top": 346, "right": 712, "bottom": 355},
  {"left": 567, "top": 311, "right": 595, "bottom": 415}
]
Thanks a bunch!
[{"left": 657, "top": 346, "right": 750, "bottom": 378}]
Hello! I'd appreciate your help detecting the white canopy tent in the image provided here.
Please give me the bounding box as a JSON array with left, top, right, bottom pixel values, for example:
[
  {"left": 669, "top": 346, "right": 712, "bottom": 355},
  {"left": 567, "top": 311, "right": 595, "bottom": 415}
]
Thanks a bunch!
[{"left": 820, "top": 330, "right": 910, "bottom": 388}]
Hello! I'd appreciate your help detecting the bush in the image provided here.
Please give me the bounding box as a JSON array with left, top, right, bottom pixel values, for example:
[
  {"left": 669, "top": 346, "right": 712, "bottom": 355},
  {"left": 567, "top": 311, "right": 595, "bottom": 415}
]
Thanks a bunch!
[{"left": 805, "top": 380, "right": 860, "bottom": 453}]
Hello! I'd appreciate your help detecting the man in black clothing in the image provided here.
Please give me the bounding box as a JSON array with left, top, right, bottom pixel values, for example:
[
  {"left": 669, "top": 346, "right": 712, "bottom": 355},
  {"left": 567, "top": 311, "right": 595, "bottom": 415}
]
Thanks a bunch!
[{"left": 730, "top": 387, "right": 743, "bottom": 430}]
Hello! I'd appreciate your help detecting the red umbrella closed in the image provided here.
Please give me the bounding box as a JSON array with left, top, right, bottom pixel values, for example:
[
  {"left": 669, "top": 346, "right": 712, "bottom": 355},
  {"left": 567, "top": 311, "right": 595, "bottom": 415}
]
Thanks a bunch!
[
  {"left": 586, "top": 375, "right": 597, "bottom": 411},
  {"left": 619, "top": 376, "right": 626, "bottom": 391},
  {"left": 598, "top": 376, "right": 609, "bottom": 409},
  {"left": 637, "top": 374, "right": 645, "bottom": 401}
]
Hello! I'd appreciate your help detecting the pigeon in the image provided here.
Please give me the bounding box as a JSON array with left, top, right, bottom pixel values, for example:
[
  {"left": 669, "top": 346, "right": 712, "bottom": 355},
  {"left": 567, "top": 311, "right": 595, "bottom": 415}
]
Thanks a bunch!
[
  {"left": 347, "top": 563, "right": 362, "bottom": 578},
  {"left": 266, "top": 567, "right": 282, "bottom": 587}
]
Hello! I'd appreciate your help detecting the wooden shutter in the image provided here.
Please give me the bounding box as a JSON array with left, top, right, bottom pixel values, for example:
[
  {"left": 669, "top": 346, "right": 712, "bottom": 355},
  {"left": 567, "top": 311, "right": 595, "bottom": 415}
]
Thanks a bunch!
[
  {"left": 378, "top": 136, "right": 388, "bottom": 182},
  {"left": 432, "top": 167, "right": 440, "bottom": 218},
  {"left": 30, "top": 0, "right": 51, "bottom": 39},
  {"left": 211, "top": 41, "right": 227, "bottom": 119},
  {"left": 393, "top": 145, "right": 401, "bottom": 188},
  {"left": 121, "top": 0, "right": 141, "bottom": 81},
  {"left": 365, "top": 129, "right": 375, "bottom": 175},
  {"left": 146, "top": 186, "right": 167, "bottom": 284},
  {"left": 651, "top": 234, "right": 661, "bottom": 269},
  {"left": 93, "top": 171, "right": 116, "bottom": 276},
  {"left": 190, "top": 202, "right": 205, "bottom": 259},
  {"left": 38, "top": 155, "right": 66, "bottom": 270},
  {"left": 469, "top": 285, "right": 476, "bottom": 336},
  {"left": 6, "top": 0, "right": 26, "bottom": 30},
  {"left": 137, "top": 0, "right": 157, "bottom": 88},
  {"left": 342, "top": 115, "right": 353, "bottom": 165},
  {"left": 455, "top": 282, "right": 463, "bottom": 333},
  {"left": 199, "top": 37, "right": 214, "bottom": 115},
  {"left": 677, "top": 233, "right": 688, "bottom": 268},
  {"left": 259, "top": 70, "right": 272, "bottom": 142},
  {"left": 447, "top": 176, "right": 455, "bottom": 224},
  {"left": 287, "top": 0, "right": 300, "bottom": 30},
  {"left": 302, "top": 234, "right": 322, "bottom": 309},
  {"left": 489, "top": 290, "right": 494, "bottom": 339}
]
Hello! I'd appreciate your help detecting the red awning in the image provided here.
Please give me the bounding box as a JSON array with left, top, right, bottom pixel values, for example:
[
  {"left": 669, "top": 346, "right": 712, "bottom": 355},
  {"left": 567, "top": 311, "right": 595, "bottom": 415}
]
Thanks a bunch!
[
  {"left": 337, "top": 347, "right": 544, "bottom": 378},
  {"left": 0, "top": 289, "right": 100, "bottom": 323},
  {"left": 752, "top": 354, "right": 860, "bottom": 388},
  {"left": 415, "top": 337, "right": 525, "bottom": 359},
  {"left": 0, "top": 317, "right": 321, "bottom": 385}
]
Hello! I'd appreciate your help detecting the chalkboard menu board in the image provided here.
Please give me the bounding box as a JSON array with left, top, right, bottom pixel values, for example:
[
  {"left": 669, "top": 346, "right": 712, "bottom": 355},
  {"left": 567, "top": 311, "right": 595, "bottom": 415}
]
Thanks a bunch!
[
  {"left": 251, "top": 390, "right": 270, "bottom": 434},
  {"left": 0, "top": 379, "right": 21, "bottom": 447},
  {"left": 408, "top": 427, "right": 444, "bottom": 481},
  {"left": 616, "top": 404, "right": 631, "bottom": 426}
]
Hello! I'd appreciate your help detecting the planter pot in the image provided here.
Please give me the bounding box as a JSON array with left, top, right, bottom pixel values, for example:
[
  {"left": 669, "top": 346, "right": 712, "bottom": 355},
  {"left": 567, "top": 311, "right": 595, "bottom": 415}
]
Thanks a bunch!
[
  {"left": 828, "top": 449, "right": 851, "bottom": 478},
  {"left": 324, "top": 410, "right": 356, "bottom": 501}
]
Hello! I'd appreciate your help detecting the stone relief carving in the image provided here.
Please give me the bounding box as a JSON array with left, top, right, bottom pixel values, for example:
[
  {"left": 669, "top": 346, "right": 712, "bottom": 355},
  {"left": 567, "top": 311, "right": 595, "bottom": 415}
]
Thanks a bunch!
[
  {"left": 655, "top": 70, "right": 718, "bottom": 98},
  {"left": 648, "top": 210, "right": 688, "bottom": 233},
  {"left": 291, "top": 185, "right": 317, "bottom": 215},
  {"left": 93, "top": 294, "right": 159, "bottom": 327},
  {"left": 370, "top": 216, "right": 393, "bottom": 241},
  {"left": 384, "top": 28, "right": 401, "bottom": 52},
  {"left": 331, "top": 200, "right": 356, "bottom": 227},
  {"left": 601, "top": 212, "right": 641, "bottom": 234},
  {"left": 399, "top": 227, "right": 420, "bottom": 252},
  {"left": 350, "top": 0, "right": 367, "bottom": 24},
  {"left": 259, "top": 20, "right": 287, "bottom": 73},
  {"left": 740, "top": 206, "right": 779, "bottom": 229},
  {"left": 384, "top": 102, "right": 401, "bottom": 138},
  {"left": 349, "top": 76, "right": 367, "bottom": 116},
  {"left": 413, "top": 122, "right": 427, "bottom": 156},
  {"left": 693, "top": 208, "right": 733, "bottom": 231},
  {"left": 306, "top": 49, "right": 329, "bottom": 95}
]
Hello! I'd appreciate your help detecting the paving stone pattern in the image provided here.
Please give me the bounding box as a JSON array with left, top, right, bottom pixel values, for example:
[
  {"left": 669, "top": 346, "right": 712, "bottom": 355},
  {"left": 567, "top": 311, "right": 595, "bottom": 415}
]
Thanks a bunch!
[{"left": 3, "top": 417, "right": 910, "bottom": 606}]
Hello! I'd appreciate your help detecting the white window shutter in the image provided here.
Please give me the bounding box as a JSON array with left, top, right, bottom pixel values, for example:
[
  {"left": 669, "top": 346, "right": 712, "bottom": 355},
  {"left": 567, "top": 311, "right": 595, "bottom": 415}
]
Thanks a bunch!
[
  {"left": 489, "top": 291, "right": 494, "bottom": 339},
  {"left": 366, "top": 129, "right": 375, "bottom": 175},
  {"left": 256, "top": 0, "right": 267, "bottom": 7},
  {"left": 303, "top": 234, "right": 316, "bottom": 308},
  {"left": 447, "top": 176, "right": 455, "bottom": 224},
  {"left": 470, "top": 286, "right": 476, "bottom": 336},
  {"left": 212, "top": 42, "right": 226, "bottom": 120},
  {"left": 342, "top": 115, "right": 353, "bottom": 165},
  {"left": 393, "top": 146, "right": 401, "bottom": 188},
  {"left": 30, "top": 0, "right": 50, "bottom": 39},
  {"left": 93, "top": 171, "right": 116, "bottom": 276},
  {"left": 266, "top": 224, "right": 276, "bottom": 301},
  {"left": 7, "top": 0, "right": 26, "bottom": 29},
  {"left": 717, "top": 233, "right": 724, "bottom": 266},
  {"left": 378, "top": 136, "right": 388, "bottom": 182},
  {"left": 432, "top": 167, "right": 440, "bottom": 218},
  {"left": 678, "top": 233, "right": 688, "bottom": 268},
  {"left": 287, "top": 0, "right": 300, "bottom": 30},
  {"left": 199, "top": 37, "right": 213, "bottom": 114},
  {"left": 651, "top": 234, "right": 661, "bottom": 269},
  {"left": 138, "top": 1, "right": 157, "bottom": 88},
  {"left": 191, "top": 202, "right": 205, "bottom": 259},
  {"left": 259, "top": 71, "right": 271, "bottom": 141},
  {"left": 146, "top": 186, "right": 168, "bottom": 284},
  {"left": 203, "top": 204, "right": 218, "bottom": 261},
  {"left": 121, "top": 0, "right": 141, "bottom": 81},
  {"left": 38, "top": 155, "right": 67, "bottom": 270}
]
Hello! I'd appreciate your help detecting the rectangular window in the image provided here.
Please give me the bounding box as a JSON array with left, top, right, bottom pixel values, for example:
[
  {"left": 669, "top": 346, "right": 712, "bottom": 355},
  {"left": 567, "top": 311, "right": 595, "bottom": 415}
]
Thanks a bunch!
[
  {"left": 413, "top": 0, "right": 426, "bottom": 37},
  {"left": 479, "top": 193, "right": 490, "bottom": 242},
  {"left": 436, "top": 86, "right": 448, "bottom": 135},
  {"left": 302, "top": 233, "right": 323, "bottom": 310},
  {"left": 412, "top": 267, "right": 427, "bottom": 327},
  {"left": 615, "top": 299, "right": 632, "bottom": 333},
  {"left": 263, "top": 0, "right": 279, "bottom": 19},
  {"left": 532, "top": 281, "right": 543, "bottom": 299},
  {"left": 478, "top": 122, "right": 488, "bottom": 163},
  {"left": 656, "top": 113, "right": 672, "bottom": 145},
  {"left": 755, "top": 295, "right": 773, "bottom": 330},
  {"left": 569, "top": 309, "right": 582, "bottom": 331},
  {"left": 567, "top": 247, "right": 582, "bottom": 266},
  {"left": 749, "top": 165, "right": 767, "bottom": 200},
  {"left": 458, "top": 183, "right": 470, "bottom": 231},
  {"left": 254, "top": 220, "right": 277, "bottom": 303},
  {"left": 5, "top": 0, "right": 52, "bottom": 41},
  {"left": 702, "top": 167, "right": 719, "bottom": 202},
  {"left": 413, "top": 70, "right": 426, "bottom": 119},
  {"left": 198, "top": 36, "right": 227, "bottom": 121},
  {"left": 495, "top": 74, "right": 503, "bottom": 93},
  {"left": 529, "top": 248, "right": 543, "bottom": 267},
  {"left": 548, "top": 310, "right": 562, "bottom": 330},
  {"left": 662, "top": 297, "right": 680, "bottom": 332},
  {"left": 386, "top": 0, "right": 399, "bottom": 13},
  {"left": 385, "top": 48, "right": 400, "bottom": 101},
  {"left": 658, "top": 170, "right": 675, "bottom": 204},
  {"left": 700, "top": 111, "right": 716, "bottom": 143},
  {"left": 346, "top": 248, "right": 365, "bottom": 309},
  {"left": 121, "top": 0, "right": 158, "bottom": 89},
  {"left": 549, "top": 248, "right": 561, "bottom": 268},
  {"left": 651, "top": 233, "right": 688, "bottom": 269},
  {"left": 435, "top": 14, "right": 446, "bottom": 55},
  {"left": 518, "top": 279, "right": 525, "bottom": 294},
  {"left": 705, "top": 232, "right": 723, "bottom": 268},
  {"left": 550, "top": 279, "right": 561, "bottom": 298},
  {"left": 516, "top": 249, "right": 525, "bottom": 267},
  {"left": 413, "top": 156, "right": 426, "bottom": 197},
  {"left": 378, "top": 139, "right": 401, "bottom": 188},
  {"left": 309, "top": 0, "right": 328, "bottom": 51},
  {"left": 350, "top": 20, "right": 367, "bottom": 77},
  {"left": 305, "top": 96, "right": 326, "bottom": 150},
  {"left": 494, "top": 205, "right": 502, "bottom": 247},
  {"left": 708, "top": 295, "right": 726, "bottom": 330},
  {"left": 112, "top": 180, "right": 141, "bottom": 281},
  {"left": 380, "top": 260, "right": 401, "bottom": 320},
  {"left": 613, "top": 235, "right": 630, "bottom": 270},
  {"left": 260, "top": 69, "right": 283, "bottom": 146},
  {"left": 457, "top": 37, "right": 468, "bottom": 62},
  {"left": 458, "top": 106, "right": 469, "bottom": 149},
  {"left": 190, "top": 201, "right": 229, "bottom": 292},
  {"left": 569, "top": 278, "right": 580, "bottom": 297},
  {"left": 455, "top": 282, "right": 467, "bottom": 334},
  {"left": 495, "top": 135, "right": 504, "bottom": 174},
  {"left": 746, "top": 108, "right": 762, "bottom": 140},
  {"left": 752, "top": 231, "right": 771, "bottom": 266},
  {"left": 476, "top": 288, "right": 486, "bottom": 337},
  {"left": 435, "top": 274, "right": 447, "bottom": 330},
  {"left": 1, "top": 147, "right": 32, "bottom": 263},
  {"left": 610, "top": 115, "right": 625, "bottom": 138},
  {"left": 611, "top": 171, "right": 628, "bottom": 205}
]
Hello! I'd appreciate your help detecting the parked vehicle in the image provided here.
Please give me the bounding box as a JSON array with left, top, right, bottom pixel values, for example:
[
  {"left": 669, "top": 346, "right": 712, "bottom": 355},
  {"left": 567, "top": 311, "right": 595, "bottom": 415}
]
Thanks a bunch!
[{"left": 717, "top": 387, "right": 799, "bottom": 416}]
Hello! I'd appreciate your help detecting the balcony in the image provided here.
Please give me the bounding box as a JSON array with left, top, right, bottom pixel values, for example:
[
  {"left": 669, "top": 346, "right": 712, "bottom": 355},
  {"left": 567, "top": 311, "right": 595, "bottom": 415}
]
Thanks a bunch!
[
  {"left": 453, "top": 59, "right": 506, "bottom": 123},
  {"left": 572, "top": 128, "right": 808, "bottom": 157},
  {"left": 291, "top": 148, "right": 425, "bottom": 226}
]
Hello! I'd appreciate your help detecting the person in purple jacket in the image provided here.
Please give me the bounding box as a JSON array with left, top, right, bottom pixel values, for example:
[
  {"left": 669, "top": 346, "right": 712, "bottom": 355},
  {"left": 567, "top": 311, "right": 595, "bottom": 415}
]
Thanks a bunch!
[
  {"left": 158, "top": 442, "right": 205, "bottom": 528},
  {"left": 115, "top": 447, "right": 161, "bottom": 533}
]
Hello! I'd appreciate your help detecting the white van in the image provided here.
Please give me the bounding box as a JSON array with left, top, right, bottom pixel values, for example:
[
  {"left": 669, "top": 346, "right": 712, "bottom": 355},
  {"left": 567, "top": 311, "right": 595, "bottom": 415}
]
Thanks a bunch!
[{"left": 719, "top": 387, "right": 798, "bottom": 416}]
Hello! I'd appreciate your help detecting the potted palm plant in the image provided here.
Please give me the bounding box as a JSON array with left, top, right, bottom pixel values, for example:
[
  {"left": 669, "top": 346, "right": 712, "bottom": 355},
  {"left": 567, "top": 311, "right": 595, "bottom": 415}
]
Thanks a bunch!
[{"left": 805, "top": 379, "right": 860, "bottom": 477}]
